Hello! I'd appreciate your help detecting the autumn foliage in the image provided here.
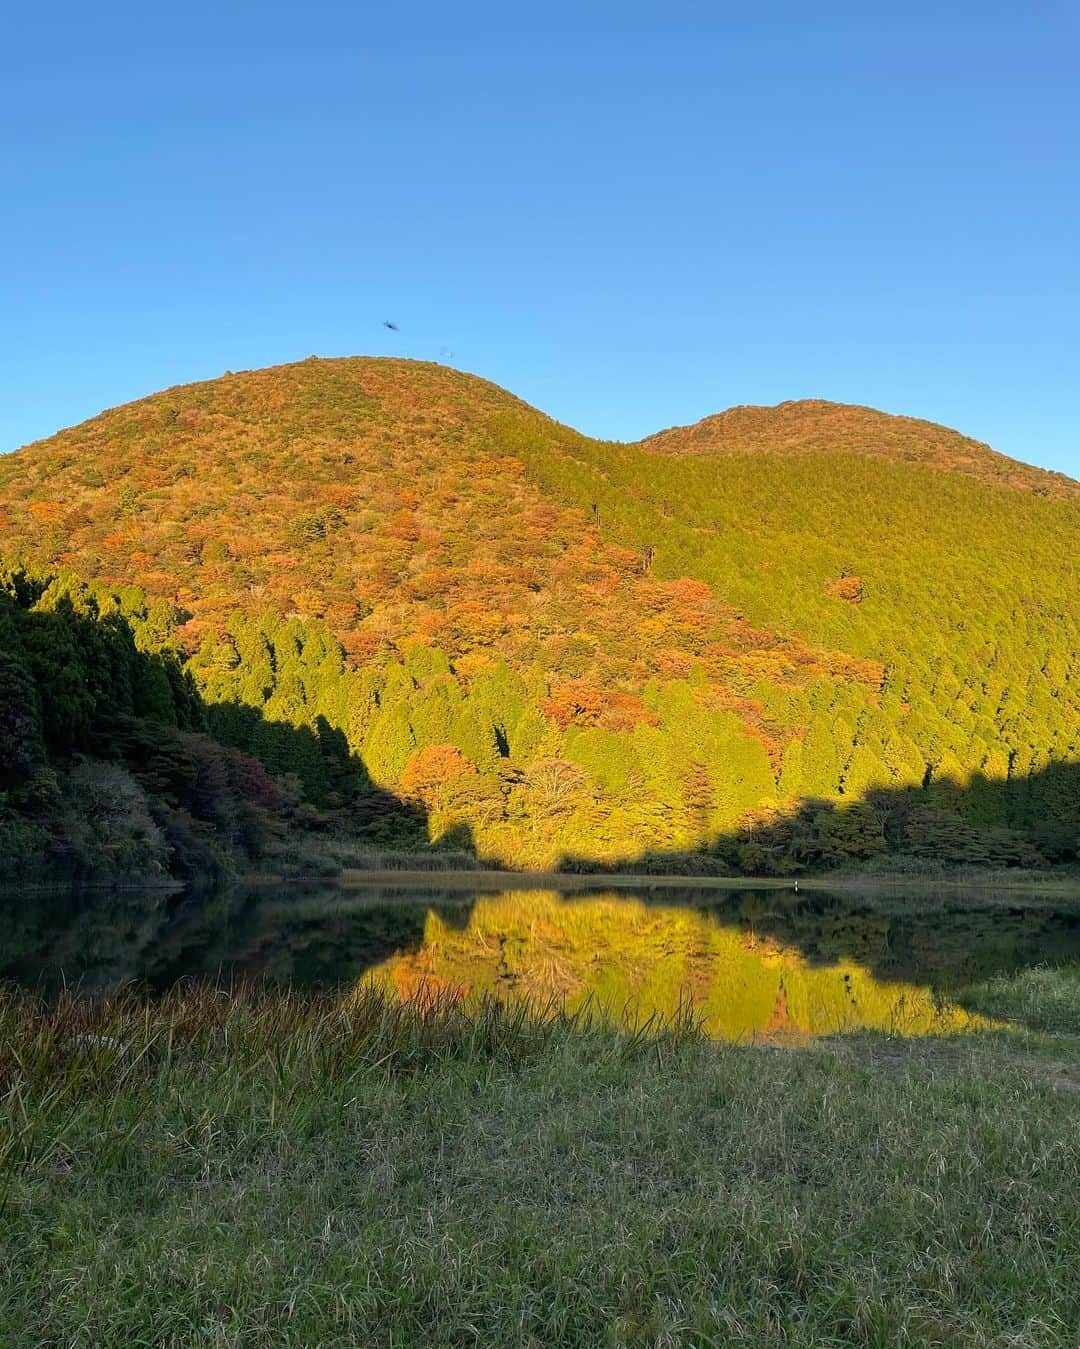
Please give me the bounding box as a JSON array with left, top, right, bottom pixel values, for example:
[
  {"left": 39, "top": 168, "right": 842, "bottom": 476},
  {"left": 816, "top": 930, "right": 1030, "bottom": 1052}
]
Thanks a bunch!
[
  {"left": 0, "top": 356, "right": 1076, "bottom": 873},
  {"left": 401, "top": 744, "right": 476, "bottom": 802}
]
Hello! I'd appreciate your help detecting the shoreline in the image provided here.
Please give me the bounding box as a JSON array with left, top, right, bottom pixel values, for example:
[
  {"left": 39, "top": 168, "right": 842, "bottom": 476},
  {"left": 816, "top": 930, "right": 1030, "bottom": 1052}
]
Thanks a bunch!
[
  {"left": 4, "top": 865, "right": 1078, "bottom": 901},
  {"left": 328, "top": 866, "right": 1080, "bottom": 897}
]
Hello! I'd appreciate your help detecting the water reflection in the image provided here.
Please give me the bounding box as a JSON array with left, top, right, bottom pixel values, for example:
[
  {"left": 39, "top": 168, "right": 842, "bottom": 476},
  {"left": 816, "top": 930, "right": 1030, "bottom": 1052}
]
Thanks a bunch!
[
  {"left": 2, "top": 882, "right": 1079, "bottom": 1041},
  {"left": 360, "top": 893, "right": 991, "bottom": 1040}
]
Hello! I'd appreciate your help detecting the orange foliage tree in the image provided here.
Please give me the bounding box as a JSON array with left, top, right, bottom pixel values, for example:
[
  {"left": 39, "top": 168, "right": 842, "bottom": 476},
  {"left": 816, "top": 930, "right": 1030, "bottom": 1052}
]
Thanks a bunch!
[{"left": 400, "top": 744, "right": 476, "bottom": 803}]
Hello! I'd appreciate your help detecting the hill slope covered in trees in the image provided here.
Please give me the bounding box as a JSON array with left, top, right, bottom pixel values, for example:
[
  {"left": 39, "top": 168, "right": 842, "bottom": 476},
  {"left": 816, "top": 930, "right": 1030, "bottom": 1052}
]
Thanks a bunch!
[
  {"left": 641, "top": 397, "right": 1079, "bottom": 497},
  {"left": 0, "top": 357, "right": 1076, "bottom": 878}
]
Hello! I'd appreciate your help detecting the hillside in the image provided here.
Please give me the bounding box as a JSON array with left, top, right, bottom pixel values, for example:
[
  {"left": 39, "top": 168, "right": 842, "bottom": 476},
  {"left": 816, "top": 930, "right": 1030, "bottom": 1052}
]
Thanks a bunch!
[
  {"left": 0, "top": 357, "right": 1077, "bottom": 878},
  {"left": 641, "top": 398, "right": 1079, "bottom": 497}
]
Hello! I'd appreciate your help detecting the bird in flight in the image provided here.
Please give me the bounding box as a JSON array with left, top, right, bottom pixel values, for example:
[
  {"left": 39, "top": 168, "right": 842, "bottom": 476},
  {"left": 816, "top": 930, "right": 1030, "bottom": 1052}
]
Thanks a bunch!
[{"left": 383, "top": 320, "right": 399, "bottom": 331}]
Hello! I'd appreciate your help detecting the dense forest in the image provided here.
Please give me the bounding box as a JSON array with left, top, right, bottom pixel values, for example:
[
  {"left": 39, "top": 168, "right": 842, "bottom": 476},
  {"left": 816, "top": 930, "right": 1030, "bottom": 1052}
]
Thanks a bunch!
[
  {"left": 0, "top": 357, "right": 1076, "bottom": 881},
  {"left": 0, "top": 563, "right": 425, "bottom": 883}
]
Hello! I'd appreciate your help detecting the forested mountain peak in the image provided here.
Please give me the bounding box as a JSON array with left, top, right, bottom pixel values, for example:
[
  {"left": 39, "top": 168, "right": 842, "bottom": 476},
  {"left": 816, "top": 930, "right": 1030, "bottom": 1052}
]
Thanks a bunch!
[
  {"left": 10, "top": 356, "right": 541, "bottom": 469},
  {"left": 640, "top": 398, "right": 1078, "bottom": 497}
]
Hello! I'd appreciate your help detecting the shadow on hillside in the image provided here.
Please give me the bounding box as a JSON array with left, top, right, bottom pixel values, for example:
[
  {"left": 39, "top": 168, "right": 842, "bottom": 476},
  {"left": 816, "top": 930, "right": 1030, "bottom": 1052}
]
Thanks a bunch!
[
  {"left": 5, "top": 570, "right": 1074, "bottom": 887},
  {"left": 552, "top": 764, "right": 1080, "bottom": 878},
  {"left": 0, "top": 585, "right": 439, "bottom": 885}
]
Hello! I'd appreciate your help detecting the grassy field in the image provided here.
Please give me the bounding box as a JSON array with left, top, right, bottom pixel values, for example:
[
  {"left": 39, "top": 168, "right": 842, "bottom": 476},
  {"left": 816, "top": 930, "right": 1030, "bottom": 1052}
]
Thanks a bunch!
[{"left": 0, "top": 972, "right": 1078, "bottom": 1346}]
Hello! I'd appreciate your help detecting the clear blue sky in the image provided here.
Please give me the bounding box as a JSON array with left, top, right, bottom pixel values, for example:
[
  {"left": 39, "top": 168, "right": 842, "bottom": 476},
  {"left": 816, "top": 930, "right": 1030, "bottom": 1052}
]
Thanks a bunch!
[{"left": 3, "top": 2, "right": 1078, "bottom": 476}]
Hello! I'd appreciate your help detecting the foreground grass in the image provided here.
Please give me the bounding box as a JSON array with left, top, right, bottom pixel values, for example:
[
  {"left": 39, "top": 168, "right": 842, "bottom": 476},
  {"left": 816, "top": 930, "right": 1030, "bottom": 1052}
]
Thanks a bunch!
[
  {"left": 1, "top": 979, "right": 1078, "bottom": 1347},
  {"left": 961, "top": 965, "right": 1080, "bottom": 1036}
]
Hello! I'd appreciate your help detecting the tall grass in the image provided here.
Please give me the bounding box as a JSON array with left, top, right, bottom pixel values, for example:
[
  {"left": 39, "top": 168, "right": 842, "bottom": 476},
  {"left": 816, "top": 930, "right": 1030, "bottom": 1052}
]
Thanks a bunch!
[
  {"left": 961, "top": 964, "right": 1080, "bottom": 1035},
  {"left": 0, "top": 980, "right": 699, "bottom": 1183},
  {"left": 329, "top": 844, "right": 489, "bottom": 871}
]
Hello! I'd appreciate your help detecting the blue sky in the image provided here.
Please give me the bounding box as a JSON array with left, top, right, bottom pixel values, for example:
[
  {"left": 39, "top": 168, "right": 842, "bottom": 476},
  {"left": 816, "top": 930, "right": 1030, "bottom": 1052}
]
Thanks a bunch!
[{"left": 2, "top": 2, "right": 1078, "bottom": 477}]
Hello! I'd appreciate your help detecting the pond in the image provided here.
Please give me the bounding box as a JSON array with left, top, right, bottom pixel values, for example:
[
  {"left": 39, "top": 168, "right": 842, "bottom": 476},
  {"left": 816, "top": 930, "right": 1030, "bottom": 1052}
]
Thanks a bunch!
[{"left": 3, "top": 880, "right": 1079, "bottom": 1040}]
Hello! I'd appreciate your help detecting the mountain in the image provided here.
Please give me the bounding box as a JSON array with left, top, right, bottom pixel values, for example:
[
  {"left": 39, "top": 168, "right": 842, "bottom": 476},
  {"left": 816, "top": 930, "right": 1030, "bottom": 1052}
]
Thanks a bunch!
[{"left": 0, "top": 356, "right": 1077, "bottom": 879}]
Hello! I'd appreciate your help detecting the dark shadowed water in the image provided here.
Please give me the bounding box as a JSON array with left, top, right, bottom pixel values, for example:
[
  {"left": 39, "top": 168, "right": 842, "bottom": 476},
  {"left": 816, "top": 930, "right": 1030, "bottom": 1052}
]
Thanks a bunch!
[{"left": 3, "top": 880, "right": 1079, "bottom": 1040}]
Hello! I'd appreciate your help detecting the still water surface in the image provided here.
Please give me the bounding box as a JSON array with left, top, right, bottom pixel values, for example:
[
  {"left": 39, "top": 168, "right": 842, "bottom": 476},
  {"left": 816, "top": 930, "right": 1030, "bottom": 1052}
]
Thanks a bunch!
[{"left": 3, "top": 881, "right": 1079, "bottom": 1040}]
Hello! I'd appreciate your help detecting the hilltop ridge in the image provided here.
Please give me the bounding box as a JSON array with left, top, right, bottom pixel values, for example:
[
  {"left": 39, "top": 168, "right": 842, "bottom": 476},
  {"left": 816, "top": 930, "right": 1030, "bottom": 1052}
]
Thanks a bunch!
[
  {"left": 8, "top": 358, "right": 1073, "bottom": 496},
  {"left": 640, "top": 397, "right": 1076, "bottom": 497}
]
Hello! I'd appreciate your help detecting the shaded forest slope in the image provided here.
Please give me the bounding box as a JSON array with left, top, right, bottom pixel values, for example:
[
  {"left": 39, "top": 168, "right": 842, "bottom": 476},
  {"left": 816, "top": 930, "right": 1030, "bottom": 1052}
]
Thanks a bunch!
[{"left": 0, "top": 565, "right": 428, "bottom": 884}]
